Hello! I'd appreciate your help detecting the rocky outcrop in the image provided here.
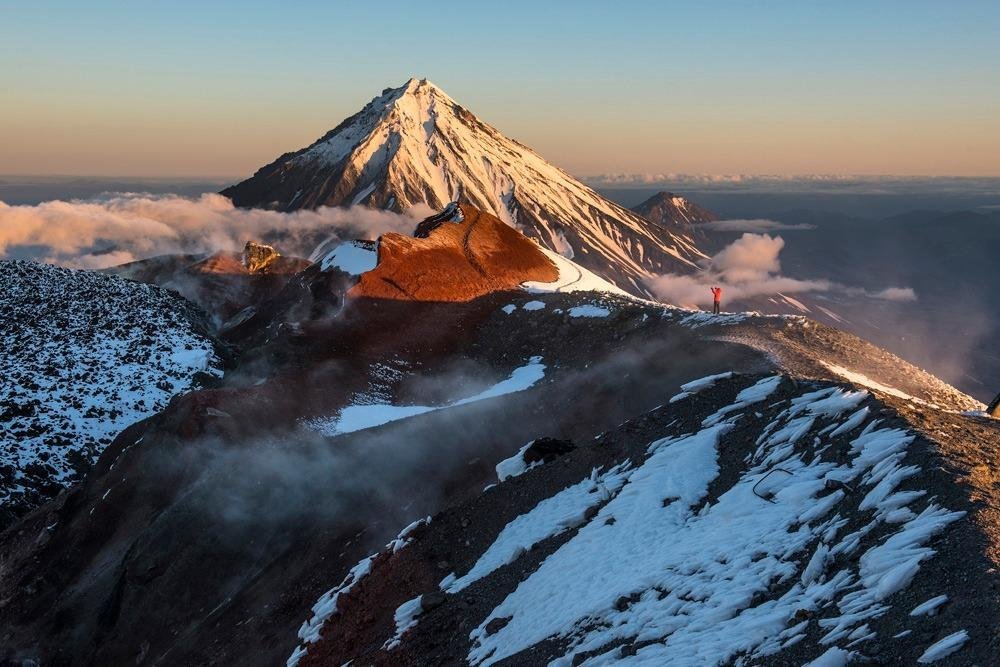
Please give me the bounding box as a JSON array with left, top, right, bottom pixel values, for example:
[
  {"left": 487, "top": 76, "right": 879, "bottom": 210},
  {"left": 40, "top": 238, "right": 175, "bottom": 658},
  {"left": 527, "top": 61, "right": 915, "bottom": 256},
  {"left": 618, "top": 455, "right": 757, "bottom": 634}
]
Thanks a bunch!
[
  {"left": 108, "top": 247, "right": 311, "bottom": 324},
  {"left": 988, "top": 392, "right": 1000, "bottom": 418},
  {"left": 351, "top": 204, "right": 559, "bottom": 302},
  {"left": 242, "top": 241, "right": 281, "bottom": 272}
]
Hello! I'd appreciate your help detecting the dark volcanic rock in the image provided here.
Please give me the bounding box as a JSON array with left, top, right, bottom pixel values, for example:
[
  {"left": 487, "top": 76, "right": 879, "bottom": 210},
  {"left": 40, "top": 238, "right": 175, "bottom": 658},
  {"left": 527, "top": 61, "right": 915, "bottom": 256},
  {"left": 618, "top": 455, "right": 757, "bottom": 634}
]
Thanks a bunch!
[
  {"left": 631, "top": 190, "right": 718, "bottom": 229},
  {"left": 523, "top": 437, "right": 577, "bottom": 466},
  {"left": 0, "top": 260, "right": 223, "bottom": 529}
]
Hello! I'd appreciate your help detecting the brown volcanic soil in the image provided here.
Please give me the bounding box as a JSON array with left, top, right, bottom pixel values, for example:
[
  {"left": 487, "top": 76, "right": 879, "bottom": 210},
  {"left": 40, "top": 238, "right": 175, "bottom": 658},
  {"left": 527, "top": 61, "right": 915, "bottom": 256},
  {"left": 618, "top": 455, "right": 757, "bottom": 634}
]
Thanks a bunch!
[{"left": 351, "top": 205, "right": 558, "bottom": 302}]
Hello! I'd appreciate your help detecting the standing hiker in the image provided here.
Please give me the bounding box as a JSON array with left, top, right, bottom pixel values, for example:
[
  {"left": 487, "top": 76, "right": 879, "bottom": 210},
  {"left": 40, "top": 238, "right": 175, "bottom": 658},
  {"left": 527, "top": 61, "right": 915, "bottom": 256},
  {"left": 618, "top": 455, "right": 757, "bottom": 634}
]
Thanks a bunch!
[{"left": 710, "top": 286, "right": 722, "bottom": 314}]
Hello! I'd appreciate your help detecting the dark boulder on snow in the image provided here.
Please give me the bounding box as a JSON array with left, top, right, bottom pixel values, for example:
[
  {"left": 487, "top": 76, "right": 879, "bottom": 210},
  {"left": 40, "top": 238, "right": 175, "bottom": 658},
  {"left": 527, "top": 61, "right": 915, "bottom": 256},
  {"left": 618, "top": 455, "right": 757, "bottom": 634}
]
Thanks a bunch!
[{"left": 522, "top": 437, "right": 577, "bottom": 466}]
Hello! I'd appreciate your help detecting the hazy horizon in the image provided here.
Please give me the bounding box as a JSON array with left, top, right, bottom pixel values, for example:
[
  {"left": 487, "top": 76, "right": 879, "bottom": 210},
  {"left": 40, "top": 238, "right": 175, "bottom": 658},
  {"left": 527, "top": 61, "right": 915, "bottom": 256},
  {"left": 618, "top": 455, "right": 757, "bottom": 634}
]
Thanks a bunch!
[{"left": 3, "top": 1, "right": 999, "bottom": 178}]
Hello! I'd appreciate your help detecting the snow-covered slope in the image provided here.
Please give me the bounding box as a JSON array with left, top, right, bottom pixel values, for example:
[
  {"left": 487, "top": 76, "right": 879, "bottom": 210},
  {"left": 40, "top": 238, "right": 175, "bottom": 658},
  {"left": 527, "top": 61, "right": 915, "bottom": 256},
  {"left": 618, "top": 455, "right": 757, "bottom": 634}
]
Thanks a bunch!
[
  {"left": 1, "top": 212, "right": 996, "bottom": 666},
  {"left": 289, "top": 372, "right": 994, "bottom": 666},
  {"left": 221, "top": 78, "right": 706, "bottom": 296},
  {"left": 0, "top": 260, "right": 222, "bottom": 526}
]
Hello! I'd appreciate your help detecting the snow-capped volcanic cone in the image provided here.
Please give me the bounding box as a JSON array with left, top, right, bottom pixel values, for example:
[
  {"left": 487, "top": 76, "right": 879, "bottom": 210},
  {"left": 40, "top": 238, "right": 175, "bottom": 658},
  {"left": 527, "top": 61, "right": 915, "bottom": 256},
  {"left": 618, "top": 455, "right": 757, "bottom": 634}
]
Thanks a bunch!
[
  {"left": 220, "top": 78, "right": 706, "bottom": 296},
  {"left": 631, "top": 190, "right": 718, "bottom": 229}
]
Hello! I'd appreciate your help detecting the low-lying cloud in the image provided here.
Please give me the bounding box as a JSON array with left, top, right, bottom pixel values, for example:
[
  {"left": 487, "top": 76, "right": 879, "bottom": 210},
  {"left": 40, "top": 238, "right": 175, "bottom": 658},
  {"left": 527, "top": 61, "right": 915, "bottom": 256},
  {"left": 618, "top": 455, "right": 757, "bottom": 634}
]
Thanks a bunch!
[
  {"left": 700, "top": 219, "right": 816, "bottom": 232},
  {"left": 0, "top": 192, "right": 429, "bottom": 268},
  {"left": 868, "top": 286, "right": 918, "bottom": 302},
  {"left": 646, "top": 232, "right": 916, "bottom": 307}
]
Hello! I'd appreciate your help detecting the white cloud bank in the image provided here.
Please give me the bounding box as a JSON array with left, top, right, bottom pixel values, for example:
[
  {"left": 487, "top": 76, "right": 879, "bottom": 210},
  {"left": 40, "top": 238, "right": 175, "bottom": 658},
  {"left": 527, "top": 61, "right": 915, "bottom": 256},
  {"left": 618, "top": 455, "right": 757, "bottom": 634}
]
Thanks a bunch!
[
  {"left": 646, "top": 233, "right": 916, "bottom": 307},
  {"left": 0, "top": 193, "right": 429, "bottom": 269}
]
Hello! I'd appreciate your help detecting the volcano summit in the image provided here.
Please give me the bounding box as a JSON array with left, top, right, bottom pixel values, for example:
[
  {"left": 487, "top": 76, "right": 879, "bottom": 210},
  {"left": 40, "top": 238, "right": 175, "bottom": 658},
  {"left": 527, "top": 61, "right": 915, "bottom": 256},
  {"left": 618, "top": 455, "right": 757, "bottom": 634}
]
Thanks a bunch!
[{"left": 222, "top": 78, "right": 706, "bottom": 296}]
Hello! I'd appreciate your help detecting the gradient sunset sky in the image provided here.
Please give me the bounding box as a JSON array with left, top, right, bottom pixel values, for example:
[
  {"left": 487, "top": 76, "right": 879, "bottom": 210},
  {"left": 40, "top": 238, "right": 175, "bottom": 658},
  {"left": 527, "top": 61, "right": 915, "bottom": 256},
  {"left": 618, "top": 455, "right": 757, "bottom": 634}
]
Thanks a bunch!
[{"left": 2, "top": 0, "right": 998, "bottom": 178}]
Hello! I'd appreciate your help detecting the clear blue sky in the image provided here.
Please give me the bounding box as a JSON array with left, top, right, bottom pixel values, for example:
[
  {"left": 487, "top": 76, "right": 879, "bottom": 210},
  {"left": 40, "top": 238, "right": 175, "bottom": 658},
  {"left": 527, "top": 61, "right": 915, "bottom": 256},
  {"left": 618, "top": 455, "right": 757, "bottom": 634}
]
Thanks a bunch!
[{"left": 2, "top": 0, "right": 998, "bottom": 176}]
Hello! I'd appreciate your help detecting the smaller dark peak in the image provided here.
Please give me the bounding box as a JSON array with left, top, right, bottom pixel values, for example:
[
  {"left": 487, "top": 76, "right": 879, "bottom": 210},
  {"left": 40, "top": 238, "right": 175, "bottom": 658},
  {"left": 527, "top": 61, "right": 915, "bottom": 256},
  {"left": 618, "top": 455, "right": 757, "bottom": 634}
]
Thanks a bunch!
[
  {"left": 414, "top": 202, "right": 465, "bottom": 238},
  {"left": 632, "top": 191, "right": 717, "bottom": 227},
  {"left": 633, "top": 191, "right": 686, "bottom": 210}
]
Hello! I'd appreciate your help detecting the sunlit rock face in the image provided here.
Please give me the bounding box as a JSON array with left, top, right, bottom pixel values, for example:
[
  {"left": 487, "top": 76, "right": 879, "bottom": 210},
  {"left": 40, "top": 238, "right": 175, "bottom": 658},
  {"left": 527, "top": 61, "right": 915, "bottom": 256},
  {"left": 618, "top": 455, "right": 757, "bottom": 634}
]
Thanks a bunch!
[
  {"left": 350, "top": 204, "right": 559, "bottom": 302},
  {"left": 242, "top": 241, "right": 281, "bottom": 273}
]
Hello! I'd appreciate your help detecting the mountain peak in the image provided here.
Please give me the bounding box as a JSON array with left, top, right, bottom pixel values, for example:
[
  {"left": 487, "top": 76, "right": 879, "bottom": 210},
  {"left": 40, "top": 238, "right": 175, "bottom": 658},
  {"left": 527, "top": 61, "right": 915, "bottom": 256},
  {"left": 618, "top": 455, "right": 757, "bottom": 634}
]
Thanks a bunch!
[
  {"left": 221, "top": 81, "right": 708, "bottom": 296},
  {"left": 383, "top": 77, "right": 450, "bottom": 104},
  {"left": 632, "top": 190, "right": 718, "bottom": 228}
]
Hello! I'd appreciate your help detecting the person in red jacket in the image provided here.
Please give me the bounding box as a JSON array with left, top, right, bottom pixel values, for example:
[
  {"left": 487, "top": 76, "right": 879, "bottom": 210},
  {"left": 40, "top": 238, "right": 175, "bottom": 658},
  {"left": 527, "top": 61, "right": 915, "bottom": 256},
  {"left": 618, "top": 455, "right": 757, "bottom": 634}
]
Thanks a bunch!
[{"left": 710, "top": 286, "right": 722, "bottom": 314}]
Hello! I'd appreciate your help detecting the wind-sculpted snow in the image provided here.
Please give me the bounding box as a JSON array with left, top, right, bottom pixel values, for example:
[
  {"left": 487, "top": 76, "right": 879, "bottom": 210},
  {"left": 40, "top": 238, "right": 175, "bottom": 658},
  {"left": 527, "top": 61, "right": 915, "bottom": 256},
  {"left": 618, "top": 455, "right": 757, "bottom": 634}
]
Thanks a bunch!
[
  {"left": 299, "top": 372, "right": 987, "bottom": 666},
  {"left": 222, "top": 78, "right": 707, "bottom": 296},
  {"left": 0, "top": 260, "right": 221, "bottom": 522},
  {"left": 463, "top": 380, "right": 965, "bottom": 665}
]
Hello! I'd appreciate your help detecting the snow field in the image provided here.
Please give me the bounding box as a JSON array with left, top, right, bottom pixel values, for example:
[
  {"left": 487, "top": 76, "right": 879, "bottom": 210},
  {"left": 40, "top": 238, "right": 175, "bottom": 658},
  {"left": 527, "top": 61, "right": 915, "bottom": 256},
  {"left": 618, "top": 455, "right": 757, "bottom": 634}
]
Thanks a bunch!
[{"left": 460, "top": 377, "right": 966, "bottom": 665}]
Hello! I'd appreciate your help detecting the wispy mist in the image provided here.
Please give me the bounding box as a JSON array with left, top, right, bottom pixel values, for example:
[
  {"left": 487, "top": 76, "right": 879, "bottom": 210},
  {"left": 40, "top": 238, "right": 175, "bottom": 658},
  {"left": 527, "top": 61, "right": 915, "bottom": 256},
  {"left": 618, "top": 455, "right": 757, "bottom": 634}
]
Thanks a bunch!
[
  {"left": 646, "top": 232, "right": 917, "bottom": 307},
  {"left": 0, "top": 193, "right": 427, "bottom": 268}
]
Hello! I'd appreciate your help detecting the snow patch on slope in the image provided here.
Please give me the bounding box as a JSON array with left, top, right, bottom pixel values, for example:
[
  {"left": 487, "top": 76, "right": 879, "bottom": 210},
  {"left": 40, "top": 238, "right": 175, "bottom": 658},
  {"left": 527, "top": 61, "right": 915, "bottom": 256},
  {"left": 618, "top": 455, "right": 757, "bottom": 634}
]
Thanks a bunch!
[
  {"left": 522, "top": 247, "right": 632, "bottom": 297},
  {"left": 317, "top": 240, "right": 377, "bottom": 276},
  {"left": 916, "top": 630, "right": 969, "bottom": 663},
  {"left": 669, "top": 371, "right": 734, "bottom": 403},
  {"left": 287, "top": 517, "right": 432, "bottom": 666},
  {"left": 443, "top": 462, "right": 631, "bottom": 595},
  {"left": 464, "top": 377, "right": 965, "bottom": 666},
  {"left": 305, "top": 357, "right": 546, "bottom": 436}
]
